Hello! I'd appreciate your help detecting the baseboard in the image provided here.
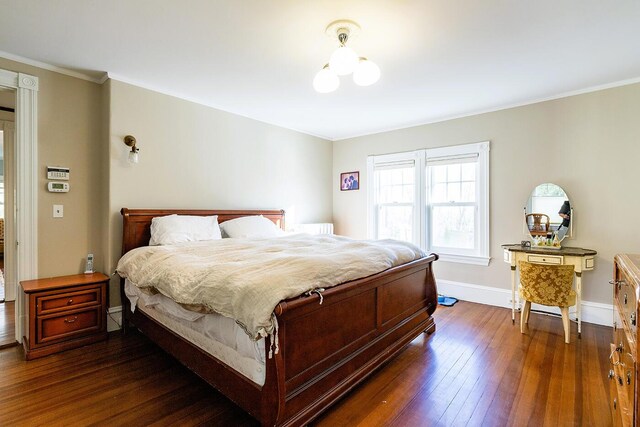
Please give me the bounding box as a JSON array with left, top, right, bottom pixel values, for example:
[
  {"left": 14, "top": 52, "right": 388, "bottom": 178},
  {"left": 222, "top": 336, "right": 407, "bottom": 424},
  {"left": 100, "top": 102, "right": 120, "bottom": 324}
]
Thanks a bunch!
[
  {"left": 107, "top": 306, "right": 123, "bottom": 332},
  {"left": 437, "top": 279, "right": 613, "bottom": 327}
]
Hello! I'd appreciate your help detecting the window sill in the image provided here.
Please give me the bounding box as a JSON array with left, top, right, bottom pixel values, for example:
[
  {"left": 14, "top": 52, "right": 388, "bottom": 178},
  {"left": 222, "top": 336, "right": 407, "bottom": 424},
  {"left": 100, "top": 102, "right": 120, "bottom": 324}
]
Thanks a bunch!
[{"left": 435, "top": 253, "right": 491, "bottom": 266}]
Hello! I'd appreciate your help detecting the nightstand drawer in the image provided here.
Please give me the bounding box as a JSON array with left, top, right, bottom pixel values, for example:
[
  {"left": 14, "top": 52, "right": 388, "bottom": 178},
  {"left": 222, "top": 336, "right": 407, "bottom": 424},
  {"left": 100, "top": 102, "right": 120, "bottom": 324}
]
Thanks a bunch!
[
  {"left": 37, "top": 307, "right": 102, "bottom": 345},
  {"left": 37, "top": 287, "right": 101, "bottom": 315}
]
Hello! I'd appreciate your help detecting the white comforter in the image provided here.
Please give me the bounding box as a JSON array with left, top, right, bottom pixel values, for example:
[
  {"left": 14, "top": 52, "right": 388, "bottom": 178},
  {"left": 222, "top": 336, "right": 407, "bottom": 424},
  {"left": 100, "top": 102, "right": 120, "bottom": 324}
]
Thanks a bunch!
[{"left": 116, "top": 234, "right": 425, "bottom": 340}]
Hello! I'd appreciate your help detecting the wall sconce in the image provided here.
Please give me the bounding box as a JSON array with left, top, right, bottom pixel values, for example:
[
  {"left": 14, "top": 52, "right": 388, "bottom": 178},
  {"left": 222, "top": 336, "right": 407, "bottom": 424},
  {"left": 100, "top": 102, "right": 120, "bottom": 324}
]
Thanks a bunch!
[{"left": 123, "top": 135, "right": 139, "bottom": 164}]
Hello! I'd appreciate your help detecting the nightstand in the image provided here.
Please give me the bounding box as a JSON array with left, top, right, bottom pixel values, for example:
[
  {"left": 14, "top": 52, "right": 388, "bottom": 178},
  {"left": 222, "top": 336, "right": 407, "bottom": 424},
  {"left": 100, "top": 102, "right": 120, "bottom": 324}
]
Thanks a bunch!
[{"left": 21, "top": 273, "right": 109, "bottom": 360}]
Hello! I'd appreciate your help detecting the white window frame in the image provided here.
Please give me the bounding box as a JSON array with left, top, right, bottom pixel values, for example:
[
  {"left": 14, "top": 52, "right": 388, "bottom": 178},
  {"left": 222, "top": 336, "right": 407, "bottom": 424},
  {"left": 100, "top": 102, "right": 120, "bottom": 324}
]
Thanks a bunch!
[
  {"left": 367, "top": 150, "right": 424, "bottom": 245},
  {"left": 367, "top": 141, "right": 490, "bottom": 266}
]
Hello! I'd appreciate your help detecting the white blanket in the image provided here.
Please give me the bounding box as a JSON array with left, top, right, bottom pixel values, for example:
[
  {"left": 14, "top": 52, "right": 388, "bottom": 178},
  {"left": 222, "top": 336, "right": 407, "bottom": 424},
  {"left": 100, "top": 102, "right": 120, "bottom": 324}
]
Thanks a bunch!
[{"left": 117, "top": 234, "right": 425, "bottom": 340}]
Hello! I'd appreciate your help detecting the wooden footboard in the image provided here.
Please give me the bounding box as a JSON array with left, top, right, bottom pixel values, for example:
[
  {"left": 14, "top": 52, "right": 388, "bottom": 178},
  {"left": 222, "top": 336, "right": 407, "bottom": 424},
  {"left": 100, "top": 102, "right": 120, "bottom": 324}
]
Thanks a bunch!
[
  {"left": 267, "top": 255, "right": 438, "bottom": 426},
  {"left": 120, "top": 208, "right": 438, "bottom": 426}
]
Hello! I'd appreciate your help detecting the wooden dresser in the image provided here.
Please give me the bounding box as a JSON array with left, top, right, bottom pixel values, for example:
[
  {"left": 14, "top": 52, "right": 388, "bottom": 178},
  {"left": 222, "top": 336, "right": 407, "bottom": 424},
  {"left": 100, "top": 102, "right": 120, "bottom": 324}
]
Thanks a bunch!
[
  {"left": 611, "top": 254, "right": 640, "bottom": 426},
  {"left": 21, "top": 273, "right": 109, "bottom": 360}
]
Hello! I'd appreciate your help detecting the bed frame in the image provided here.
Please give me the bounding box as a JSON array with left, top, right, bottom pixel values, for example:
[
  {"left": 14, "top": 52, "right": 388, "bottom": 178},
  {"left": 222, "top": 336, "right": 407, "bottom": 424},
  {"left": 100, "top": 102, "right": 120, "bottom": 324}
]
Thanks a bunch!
[{"left": 120, "top": 208, "right": 438, "bottom": 426}]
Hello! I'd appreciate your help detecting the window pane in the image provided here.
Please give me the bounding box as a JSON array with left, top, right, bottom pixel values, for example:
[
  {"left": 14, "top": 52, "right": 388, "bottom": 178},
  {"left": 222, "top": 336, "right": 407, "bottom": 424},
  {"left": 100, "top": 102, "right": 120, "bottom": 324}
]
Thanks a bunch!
[
  {"left": 429, "top": 161, "right": 476, "bottom": 203},
  {"left": 432, "top": 165, "right": 447, "bottom": 183},
  {"left": 447, "top": 183, "right": 461, "bottom": 202},
  {"left": 532, "top": 196, "right": 564, "bottom": 224},
  {"left": 431, "top": 206, "right": 475, "bottom": 249},
  {"left": 461, "top": 162, "right": 476, "bottom": 181},
  {"left": 376, "top": 167, "right": 414, "bottom": 203},
  {"left": 461, "top": 182, "right": 475, "bottom": 202},
  {"left": 378, "top": 205, "right": 414, "bottom": 243},
  {"left": 447, "top": 164, "right": 461, "bottom": 182},
  {"left": 431, "top": 183, "right": 446, "bottom": 203}
]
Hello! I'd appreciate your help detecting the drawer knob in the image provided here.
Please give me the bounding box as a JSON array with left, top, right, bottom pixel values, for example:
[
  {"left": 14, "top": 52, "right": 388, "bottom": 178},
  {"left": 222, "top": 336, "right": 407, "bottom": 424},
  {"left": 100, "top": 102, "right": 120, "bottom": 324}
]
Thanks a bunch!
[
  {"left": 64, "top": 316, "right": 78, "bottom": 324},
  {"left": 614, "top": 398, "right": 617, "bottom": 410},
  {"left": 624, "top": 294, "right": 628, "bottom": 305},
  {"left": 627, "top": 371, "right": 632, "bottom": 385},
  {"left": 632, "top": 313, "right": 637, "bottom": 326},
  {"left": 67, "top": 299, "right": 74, "bottom": 305},
  {"left": 609, "top": 369, "right": 615, "bottom": 379}
]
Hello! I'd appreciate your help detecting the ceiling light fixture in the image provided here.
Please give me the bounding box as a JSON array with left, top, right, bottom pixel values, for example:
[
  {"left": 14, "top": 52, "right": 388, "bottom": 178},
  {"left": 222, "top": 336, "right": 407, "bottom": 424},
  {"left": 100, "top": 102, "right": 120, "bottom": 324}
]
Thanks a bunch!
[{"left": 313, "top": 20, "right": 380, "bottom": 93}]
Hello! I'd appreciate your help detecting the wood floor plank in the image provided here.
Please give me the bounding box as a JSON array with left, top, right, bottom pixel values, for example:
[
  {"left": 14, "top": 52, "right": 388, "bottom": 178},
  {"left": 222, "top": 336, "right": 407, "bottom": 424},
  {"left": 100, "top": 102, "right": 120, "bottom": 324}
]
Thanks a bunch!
[{"left": 0, "top": 301, "right": 613, "bottom": 426}]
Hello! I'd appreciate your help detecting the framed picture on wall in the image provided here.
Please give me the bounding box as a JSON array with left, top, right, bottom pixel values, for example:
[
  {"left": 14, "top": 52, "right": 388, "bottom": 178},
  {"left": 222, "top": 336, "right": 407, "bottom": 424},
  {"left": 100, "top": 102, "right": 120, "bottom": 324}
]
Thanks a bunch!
[{"left": 340, "top": 171, "right": 359, "bottom": 191}]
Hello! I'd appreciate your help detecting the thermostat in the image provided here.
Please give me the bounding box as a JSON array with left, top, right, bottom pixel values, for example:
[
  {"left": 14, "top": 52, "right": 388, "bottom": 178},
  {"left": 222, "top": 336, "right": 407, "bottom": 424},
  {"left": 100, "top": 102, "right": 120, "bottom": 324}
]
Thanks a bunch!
[
  {"left": 47, "top": 166, "right": 70, "bottom": 180},
  {"left": 48, "top": 182, "right": 69, "bottom": 193}
]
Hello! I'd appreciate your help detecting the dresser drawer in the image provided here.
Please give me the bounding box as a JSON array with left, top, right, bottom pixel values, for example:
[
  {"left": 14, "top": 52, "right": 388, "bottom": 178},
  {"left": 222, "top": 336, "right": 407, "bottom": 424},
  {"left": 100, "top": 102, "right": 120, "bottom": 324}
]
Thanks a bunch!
[
  {"left": 615, "top": 274, "right": 638, "bottom": 342},
  {"left": 527, "top": 254, "right": 563, "bottom": 265},
  {"left": 37, "top": 287, "right": 101, "bottom": 315},
  {"left": 37, "top": 307, "right": 102, "bottom": 345},
  {"left": 609, "top": 336, "right": 635, "bottom": 427}
]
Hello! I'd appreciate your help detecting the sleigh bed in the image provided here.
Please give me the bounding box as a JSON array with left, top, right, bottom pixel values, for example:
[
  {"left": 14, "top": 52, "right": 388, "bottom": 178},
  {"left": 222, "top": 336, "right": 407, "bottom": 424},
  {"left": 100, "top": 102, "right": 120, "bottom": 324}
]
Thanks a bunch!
[{"left": 119, "top": 208, "right": 438, "bottom": 426}]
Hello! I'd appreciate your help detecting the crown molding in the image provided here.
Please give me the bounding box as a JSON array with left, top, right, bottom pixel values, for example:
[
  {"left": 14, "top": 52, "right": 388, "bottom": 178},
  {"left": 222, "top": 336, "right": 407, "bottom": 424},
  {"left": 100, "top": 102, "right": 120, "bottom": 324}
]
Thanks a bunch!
[
  {"left": 0, "top": 50, "right": 106, "bottom": 84},
  {"left": 334, "top": 75, "right": 640, "bottom": 141},
  {"left": 106, "top": 72, "right": 332, "bottom": 141}
]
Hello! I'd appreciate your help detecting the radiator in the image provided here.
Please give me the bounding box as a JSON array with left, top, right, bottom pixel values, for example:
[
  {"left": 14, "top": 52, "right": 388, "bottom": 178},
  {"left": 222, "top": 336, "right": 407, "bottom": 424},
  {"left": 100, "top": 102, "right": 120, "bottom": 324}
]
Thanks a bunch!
[{"left": 291, "top": 223, "right": 334, "bottom": 235}]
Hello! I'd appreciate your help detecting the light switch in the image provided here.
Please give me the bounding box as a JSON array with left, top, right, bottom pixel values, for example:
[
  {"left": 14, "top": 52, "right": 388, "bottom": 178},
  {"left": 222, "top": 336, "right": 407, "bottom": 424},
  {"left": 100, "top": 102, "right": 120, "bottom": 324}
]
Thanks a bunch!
[{"left": 53, "top": 205, "right": 63, "bottom": 218}]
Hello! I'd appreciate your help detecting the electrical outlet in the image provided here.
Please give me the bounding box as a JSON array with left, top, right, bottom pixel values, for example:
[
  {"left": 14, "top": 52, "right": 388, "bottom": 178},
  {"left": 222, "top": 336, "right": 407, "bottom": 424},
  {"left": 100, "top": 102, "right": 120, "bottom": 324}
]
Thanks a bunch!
[{"left": 53, "top": 204, "right": 63, "bottom": 218}]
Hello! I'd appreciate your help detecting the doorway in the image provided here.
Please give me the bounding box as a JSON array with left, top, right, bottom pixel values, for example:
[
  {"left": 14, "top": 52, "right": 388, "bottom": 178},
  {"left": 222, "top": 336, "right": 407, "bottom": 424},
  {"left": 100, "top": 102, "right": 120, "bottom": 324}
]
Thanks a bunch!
[{"left": 0, "top": 86, "right": 16, "bottom": 347}]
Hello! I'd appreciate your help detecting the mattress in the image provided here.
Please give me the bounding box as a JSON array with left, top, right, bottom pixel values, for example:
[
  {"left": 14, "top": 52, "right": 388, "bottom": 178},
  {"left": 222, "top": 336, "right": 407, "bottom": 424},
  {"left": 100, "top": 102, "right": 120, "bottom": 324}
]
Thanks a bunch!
[{"left": 125, "top": 280, "right": 266, "bottom": 385}]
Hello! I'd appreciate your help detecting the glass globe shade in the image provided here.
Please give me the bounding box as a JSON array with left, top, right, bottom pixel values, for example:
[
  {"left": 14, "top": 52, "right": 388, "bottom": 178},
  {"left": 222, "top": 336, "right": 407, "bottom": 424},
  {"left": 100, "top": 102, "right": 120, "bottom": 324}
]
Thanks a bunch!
[
  {"left": 329, "top": 46, "right": 359, "bottom": 76},
  {"left": 353, "top": 59, "right": 381, "bottom": 86},
  {"left": 313, "top": 68, "right": 339, "bottom": 93},
  {"left": 128, "top": 150, "right": 139, "bottom": 164}
]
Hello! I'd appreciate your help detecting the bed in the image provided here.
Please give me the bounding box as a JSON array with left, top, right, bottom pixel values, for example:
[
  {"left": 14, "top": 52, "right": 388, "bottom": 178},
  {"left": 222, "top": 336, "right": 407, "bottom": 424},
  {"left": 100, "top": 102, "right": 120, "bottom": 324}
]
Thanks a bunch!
[{"left": 119, "top": 208, "right": 438, "bottom": 427}]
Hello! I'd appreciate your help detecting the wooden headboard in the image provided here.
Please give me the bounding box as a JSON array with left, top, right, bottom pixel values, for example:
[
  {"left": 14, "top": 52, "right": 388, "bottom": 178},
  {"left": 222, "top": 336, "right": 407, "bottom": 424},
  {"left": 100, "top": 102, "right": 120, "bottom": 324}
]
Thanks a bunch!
[{"left": 121, "top": 208, "right": 285, "bottom": 255}]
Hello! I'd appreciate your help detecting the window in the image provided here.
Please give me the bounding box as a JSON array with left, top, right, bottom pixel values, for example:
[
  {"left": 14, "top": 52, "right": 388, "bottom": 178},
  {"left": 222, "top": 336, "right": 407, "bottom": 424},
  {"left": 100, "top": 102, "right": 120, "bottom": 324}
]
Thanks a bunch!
[
  {"left": 373, "top": 159, "right": 417, "bottom": 243},
  {"left": 530, "top": 183, "right": 565, "bottom": 225},
  {"left": 367, "top": 142, "right": 490, "bottom": 265}
]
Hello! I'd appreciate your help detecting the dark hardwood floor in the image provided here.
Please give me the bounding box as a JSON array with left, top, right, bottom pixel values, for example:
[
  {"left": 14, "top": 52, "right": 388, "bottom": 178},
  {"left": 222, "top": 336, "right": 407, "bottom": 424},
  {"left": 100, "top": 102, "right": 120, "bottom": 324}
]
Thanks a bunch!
[{"left": 0, "top": 301, "right": 613, "bottom": 426}]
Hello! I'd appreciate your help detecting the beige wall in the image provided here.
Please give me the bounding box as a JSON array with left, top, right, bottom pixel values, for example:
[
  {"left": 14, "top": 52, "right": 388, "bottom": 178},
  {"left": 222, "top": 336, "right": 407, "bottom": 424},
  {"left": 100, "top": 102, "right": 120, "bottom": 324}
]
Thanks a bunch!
[
  {"left": 333, "top": 83, "right": 640, "bottom": 305},
  {"left": 106, "top": 80, "right": 333, "bottom": 305},
  {"left": 0, "top": 58, "right": 105, "bottom": 281}
]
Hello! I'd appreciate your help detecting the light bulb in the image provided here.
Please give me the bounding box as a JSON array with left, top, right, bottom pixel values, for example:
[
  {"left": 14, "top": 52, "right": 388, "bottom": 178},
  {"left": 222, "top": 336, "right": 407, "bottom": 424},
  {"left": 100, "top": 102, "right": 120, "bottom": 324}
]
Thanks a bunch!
[
  {"left": 353, "top": 58, "right": 381, "bottom": 86},
  {"left": 313, "top": 67, "right": 339, "bottom": 93},
  {"left": 329, "top": 46, "right": 359, "bottom": 76}
]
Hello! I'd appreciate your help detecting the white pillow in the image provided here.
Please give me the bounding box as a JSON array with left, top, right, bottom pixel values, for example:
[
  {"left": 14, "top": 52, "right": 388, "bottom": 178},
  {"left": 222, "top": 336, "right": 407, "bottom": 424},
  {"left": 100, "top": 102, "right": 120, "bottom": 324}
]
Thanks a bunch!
[
  {"left": 149, "top": 214, "right": 222, "bottom": 245},
  {"left": 220, "top": 215, "right": 283, "bottom": 238}
]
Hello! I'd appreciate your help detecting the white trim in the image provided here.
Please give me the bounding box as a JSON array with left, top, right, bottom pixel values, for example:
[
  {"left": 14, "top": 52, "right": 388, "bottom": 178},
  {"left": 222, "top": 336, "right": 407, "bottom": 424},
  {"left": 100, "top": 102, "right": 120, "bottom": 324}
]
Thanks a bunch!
[
  {"left": 0, "top": 120, "right": 16, "bottom": 302},
  {"left": 0, "top": 50, "right": 105, "bottom": 84},
  {"left": 0, "top": 69, "right": 39, "bottom": 343},
  {"left": 437, "top": 278, "right": 613, "bottom": 327},
  {"left": 333, "top": 76, "right": 640, "bottom": 141},
  {"left": 107, "top": 306, "right": 123, "bottom": 332},
  {"left": 366, "top": 156, "right": 375, "bottom": 239},
  {"left": 366, "top": 141, "right": 490, "bottom": 264},
  {"left": 437, "top": 254, "right": 491, "bottom": 266}
]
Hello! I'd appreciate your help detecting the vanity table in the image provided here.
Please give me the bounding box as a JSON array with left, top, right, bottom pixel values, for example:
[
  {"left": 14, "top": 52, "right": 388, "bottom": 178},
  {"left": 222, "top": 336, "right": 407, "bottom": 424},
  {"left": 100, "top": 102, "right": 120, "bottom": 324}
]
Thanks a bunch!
[{"left": 502, "top": 244, "right": 597, "bottom": 337}]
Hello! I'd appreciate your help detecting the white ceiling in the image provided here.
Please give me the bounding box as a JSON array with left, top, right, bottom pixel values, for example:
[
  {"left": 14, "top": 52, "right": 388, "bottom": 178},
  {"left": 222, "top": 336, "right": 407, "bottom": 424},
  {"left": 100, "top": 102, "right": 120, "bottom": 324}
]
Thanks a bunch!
[{"left": 1, "top": 1, "right": 639, "bottom": 140}]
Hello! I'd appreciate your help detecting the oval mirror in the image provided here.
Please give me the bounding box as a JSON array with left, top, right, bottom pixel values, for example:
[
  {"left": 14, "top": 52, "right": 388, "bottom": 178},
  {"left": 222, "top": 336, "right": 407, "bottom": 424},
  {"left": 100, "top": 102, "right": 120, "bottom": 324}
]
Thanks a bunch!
[{"left": 525, "top": 183, "right": 571, "bottom": 247}]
